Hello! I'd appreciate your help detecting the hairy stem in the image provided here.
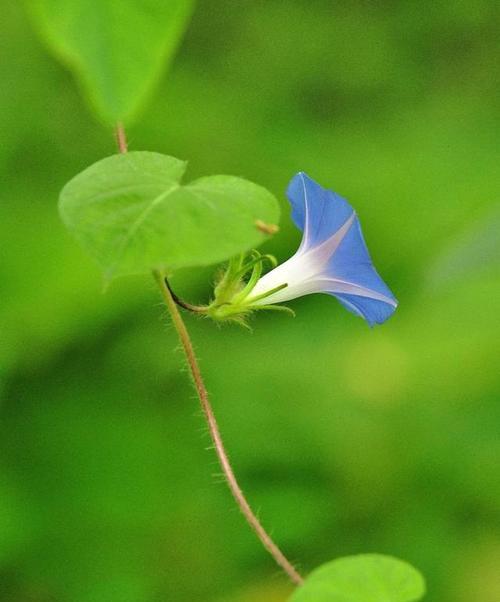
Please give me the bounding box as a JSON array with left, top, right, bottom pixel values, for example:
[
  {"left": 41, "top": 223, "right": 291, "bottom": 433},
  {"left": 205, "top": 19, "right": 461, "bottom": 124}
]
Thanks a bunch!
[
  {"left": 153, "top": 269, "right": 304, "bottom": 585},
  {"left": 114, "top": 122, "right": 303, "bottom": 585}
]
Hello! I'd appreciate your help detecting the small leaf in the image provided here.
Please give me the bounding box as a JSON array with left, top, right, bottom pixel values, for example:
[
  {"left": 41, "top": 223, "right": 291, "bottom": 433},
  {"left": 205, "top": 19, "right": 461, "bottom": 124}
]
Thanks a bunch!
[
  {"left": 59, "top": 152, "right": 280, "bottom": 280},
  {"left": 290, "top": 554, "right": 425, "bottom": 602},
  {"left": 26, "top": 0, "right": 194, "bottom": 123}
]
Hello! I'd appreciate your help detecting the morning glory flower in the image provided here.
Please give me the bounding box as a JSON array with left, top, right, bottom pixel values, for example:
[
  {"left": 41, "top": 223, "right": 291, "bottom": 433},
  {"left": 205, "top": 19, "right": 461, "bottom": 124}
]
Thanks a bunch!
[{"left": 247, "top": 173, "right": 398, "bottom": 326}]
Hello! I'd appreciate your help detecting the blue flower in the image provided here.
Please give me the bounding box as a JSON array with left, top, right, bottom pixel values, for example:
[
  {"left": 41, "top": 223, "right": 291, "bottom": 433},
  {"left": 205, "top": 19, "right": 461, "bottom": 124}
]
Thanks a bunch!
[{"left": 249, "top": 173, "right": 398, "bottom": 326}]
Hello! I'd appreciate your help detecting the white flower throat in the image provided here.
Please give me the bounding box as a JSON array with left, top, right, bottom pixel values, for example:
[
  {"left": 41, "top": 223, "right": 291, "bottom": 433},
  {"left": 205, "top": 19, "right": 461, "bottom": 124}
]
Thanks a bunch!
[{"left": 249, "top": 211, "right": 395, "bottom": 308}]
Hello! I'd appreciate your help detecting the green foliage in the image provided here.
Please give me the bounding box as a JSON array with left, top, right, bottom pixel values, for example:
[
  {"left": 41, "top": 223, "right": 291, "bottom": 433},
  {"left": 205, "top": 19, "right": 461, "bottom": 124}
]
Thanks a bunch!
[
  {"left": 427, "top": 205, "right": 500, "bottom": 290},
  {"left": 2, "top": 1, "right": 500, "bottom": 601},
  {"left": 26, "top": 0, "right": 194, "bottom": 123},
  {"left": 290, "top": 555, "right": 425, "bottom": 602},
  {"left": 59, "top": 152, "right": 280, "bottom": 280}
]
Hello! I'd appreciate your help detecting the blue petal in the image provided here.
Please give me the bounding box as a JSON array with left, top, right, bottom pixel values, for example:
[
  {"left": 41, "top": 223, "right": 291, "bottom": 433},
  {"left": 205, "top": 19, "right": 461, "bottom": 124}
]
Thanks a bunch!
[
  {"left": 326, "top": 217, "right": 397, "bottom": 302},
  {"left": 287, "top": 172, "right": 397, "bottom": 326},
  {"left": 332, "top": 293, "right": 397, "bottom": 327},
  {"left": 287, "top": 172, "right": 354, "bottom": 248}
]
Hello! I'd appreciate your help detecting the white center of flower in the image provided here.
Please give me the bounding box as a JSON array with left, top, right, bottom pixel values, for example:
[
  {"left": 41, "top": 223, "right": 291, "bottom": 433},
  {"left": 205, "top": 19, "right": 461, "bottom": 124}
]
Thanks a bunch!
[{"left": 248, "top": 212, "right": 357, "bottom": 305}]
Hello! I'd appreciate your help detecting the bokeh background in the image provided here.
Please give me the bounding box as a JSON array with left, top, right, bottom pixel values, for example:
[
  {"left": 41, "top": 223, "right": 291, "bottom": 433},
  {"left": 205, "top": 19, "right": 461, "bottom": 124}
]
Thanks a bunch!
[{"left": 1, "top": 1, "right": 499, "bottom": 601}]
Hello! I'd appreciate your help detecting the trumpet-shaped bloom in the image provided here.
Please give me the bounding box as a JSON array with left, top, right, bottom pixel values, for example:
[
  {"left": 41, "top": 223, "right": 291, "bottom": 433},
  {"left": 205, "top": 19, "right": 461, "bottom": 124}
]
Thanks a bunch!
[{"left": 248, "top": 173, "right": 398, "bottom": 326}]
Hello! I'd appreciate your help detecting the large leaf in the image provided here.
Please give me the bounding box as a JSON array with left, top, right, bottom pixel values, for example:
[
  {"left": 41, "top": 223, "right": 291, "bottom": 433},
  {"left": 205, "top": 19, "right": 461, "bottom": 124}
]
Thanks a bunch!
[
  {"left": 26, "top": 0, "right": 194, "bottom": 123},
  {"left": 59, "top": 152, "right": 280, "bottom": 279},
  {"left": 290, "top": 555, "right": 425, "bottom": 602}
]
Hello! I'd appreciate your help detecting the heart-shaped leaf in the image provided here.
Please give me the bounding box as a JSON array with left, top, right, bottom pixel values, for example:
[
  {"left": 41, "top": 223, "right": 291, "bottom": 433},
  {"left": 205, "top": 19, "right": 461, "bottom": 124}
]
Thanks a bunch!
[
  {"left": 290, "top": 555, "right": 425, "bottom": 602},
  {"left": 59, "top": 152, "right": 280, "bottom": 280},
  {"left": 26, "top": 0, "right": 194, "bottom": 123}
]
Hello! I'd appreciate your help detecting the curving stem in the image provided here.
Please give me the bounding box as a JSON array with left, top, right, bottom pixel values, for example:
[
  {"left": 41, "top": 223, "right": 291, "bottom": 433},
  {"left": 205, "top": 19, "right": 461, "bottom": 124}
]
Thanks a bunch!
[
  {"left": 153, "top": 269, "right": 304, "bottom": 585},
  {"left": 113, "top": 123, "right": 303, "bottom": 585}
]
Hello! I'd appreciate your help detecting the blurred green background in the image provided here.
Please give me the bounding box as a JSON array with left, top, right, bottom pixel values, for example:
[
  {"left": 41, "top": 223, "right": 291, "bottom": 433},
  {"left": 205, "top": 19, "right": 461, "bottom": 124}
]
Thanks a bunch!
[{"left": 1, "top": 1, "right": 499, "bottom": 600}]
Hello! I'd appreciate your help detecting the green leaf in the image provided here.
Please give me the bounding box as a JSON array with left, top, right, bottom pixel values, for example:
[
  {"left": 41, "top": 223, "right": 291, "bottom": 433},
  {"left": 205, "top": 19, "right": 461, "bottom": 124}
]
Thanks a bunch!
[
  {"left": 290, "top": 555, "right": 425, "bottom": 602},
  {"left": 59, "top": 151, "right": 280, "bottom": 280},
  {"left": 26, "top": 0, "right": 194, "bottom": 123}
]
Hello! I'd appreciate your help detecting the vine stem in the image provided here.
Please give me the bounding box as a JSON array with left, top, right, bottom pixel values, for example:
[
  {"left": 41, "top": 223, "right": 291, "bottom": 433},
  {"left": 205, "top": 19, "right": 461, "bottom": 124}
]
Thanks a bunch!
[
  {"left": 113, "top": 122, "right": 303, "bottom": 585},
  {"left": 115, "top": 121, "right": 128, "bottom": 153},
  {"left": 153, "top": 269, "right": 304, "bottom": 586}
]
